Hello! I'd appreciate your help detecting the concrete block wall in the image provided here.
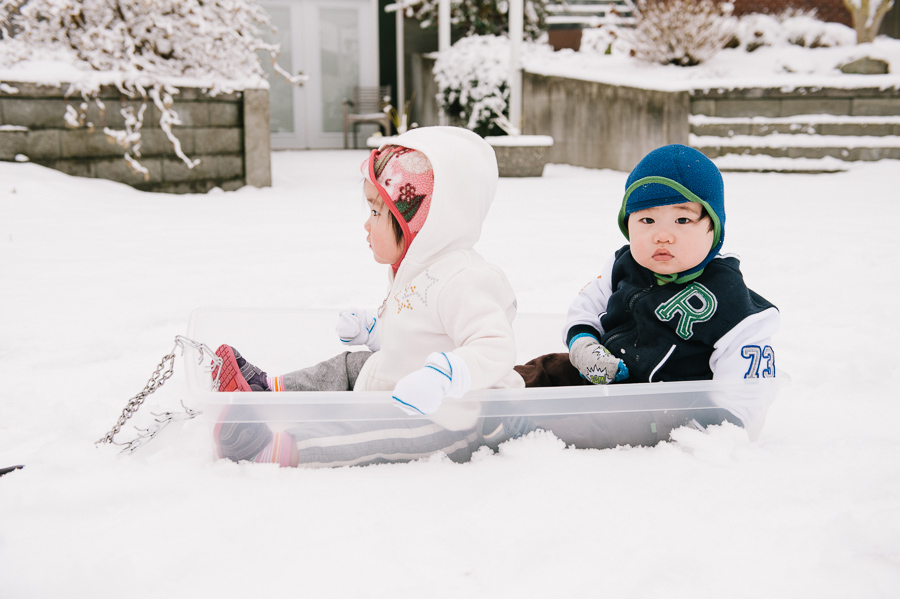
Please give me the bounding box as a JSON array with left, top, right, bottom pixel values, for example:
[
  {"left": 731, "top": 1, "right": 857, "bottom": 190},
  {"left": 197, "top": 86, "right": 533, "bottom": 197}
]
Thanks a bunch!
[
  {"left": 690, "top": 85, "right": 900, "bottom": 117},
  {"left": 689, "top": 84, "right": 900, "bottom": 165},
  {"left": 522, "top": 73, "right": 691, "bottom": 172},
  {"left": 0, "top": 83, "right": 271, "bottom": 194}
]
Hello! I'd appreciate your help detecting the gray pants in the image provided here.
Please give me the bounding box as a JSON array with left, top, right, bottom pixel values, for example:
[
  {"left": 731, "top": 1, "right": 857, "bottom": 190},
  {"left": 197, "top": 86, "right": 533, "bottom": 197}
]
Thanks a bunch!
[
  {"left": 281, "top": 350, "right": 372, "bottom": 391},
  {"left": 277, "top": 352, "right": 484, "bottom": 467}
]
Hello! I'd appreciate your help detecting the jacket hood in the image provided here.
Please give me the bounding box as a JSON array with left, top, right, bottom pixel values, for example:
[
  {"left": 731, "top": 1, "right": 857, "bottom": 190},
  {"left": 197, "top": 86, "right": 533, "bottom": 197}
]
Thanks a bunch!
[
  {"left": 618, "top": 144, "right": 726, "bottom": 285},
  {"left": 375, "top": 127, "right": 498, "bottom": 277}
]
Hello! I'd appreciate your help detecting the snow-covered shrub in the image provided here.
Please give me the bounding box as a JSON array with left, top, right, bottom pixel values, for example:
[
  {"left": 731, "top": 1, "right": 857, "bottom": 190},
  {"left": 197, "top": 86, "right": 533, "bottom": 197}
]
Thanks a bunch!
[
  {"left": 782, "top": 12, "right": 856, "bottom": 48},
  {"left": 390, "top": 0, "right": 549, "bottom": 41},
  {"left": 622, "top": 0, "right": 737, "bottom": 67},
  {"left": 731, "top": 10, "right": 855, "bottom": 52},
  {"left": 580, "top": 24, "right": 630, "bottom": 55},
  {"left": 842, "top": 0, "right": 894, "bottom": 44},
  {"left": 432, "top": 34, "right": 548, "bottom": 137},
  {"left": 730, "top": 13, "right": 786, "bottom": 51},
  {"left": 0, "top": 0, "right": 297, "bottom": 175},
  {"left": 433, "top": 35, "right": 510, "bottom": 136}
]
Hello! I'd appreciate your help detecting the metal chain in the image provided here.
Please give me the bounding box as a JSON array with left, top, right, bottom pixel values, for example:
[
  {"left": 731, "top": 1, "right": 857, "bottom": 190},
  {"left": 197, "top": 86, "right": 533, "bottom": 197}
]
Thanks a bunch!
[{"left": 96, "top": 336, "right": 221, "bottom": 453}]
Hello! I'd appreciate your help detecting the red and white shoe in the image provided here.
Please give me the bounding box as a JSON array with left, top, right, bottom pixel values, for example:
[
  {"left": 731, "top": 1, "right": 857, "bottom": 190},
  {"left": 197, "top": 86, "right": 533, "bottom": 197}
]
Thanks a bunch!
[{"left": 213, "top": 345, "right": 265, "bottom": 392}]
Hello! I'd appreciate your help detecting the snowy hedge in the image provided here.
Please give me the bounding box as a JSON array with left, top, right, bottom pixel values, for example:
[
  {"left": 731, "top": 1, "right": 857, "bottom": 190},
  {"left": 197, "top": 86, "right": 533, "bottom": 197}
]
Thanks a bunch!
[
  {"left": 731, "top": 10, "right": 856, "bottom": 51},
  {"left": 433, "top": 34, "right": 550, "bottom": 137},
  {"left": 0, "top": 0, "right": 298, "bottom": 175}
]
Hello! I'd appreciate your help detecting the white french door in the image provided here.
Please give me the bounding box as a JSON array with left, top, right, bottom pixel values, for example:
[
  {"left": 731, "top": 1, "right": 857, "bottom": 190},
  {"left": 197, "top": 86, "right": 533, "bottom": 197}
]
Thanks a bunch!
[{"left": 261, "top": 0, "right": 379, "bottom": 149}]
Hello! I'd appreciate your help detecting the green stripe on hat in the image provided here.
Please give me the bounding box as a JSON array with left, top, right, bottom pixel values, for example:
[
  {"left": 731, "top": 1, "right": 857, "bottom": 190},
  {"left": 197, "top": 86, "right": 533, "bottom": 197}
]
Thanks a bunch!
[{"left": 618, "top": 175, "right": 722, "bottom": 251}]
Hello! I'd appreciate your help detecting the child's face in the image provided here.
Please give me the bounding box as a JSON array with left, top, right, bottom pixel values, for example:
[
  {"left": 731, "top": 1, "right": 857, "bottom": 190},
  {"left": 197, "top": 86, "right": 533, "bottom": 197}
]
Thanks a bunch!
[
  {"left": 627, "top": 201, "right": 715, "bottom": 276},
  {"left": 364, "top": 181, "right": 403, "bottom": 265}
]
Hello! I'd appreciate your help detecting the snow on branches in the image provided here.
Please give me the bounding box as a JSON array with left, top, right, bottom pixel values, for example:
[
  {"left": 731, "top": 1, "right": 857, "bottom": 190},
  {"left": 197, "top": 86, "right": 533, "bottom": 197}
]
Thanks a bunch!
[
  {"left": 622, "top": 0, "right": 737, "bottom": 67},
  {"left": 0, "top": 0, "right": 299, "bottom": 175}
]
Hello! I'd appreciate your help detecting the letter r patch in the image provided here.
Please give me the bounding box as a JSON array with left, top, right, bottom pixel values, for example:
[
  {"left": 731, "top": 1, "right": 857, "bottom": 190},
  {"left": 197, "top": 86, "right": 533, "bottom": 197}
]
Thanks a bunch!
[{"left": 655, "top": 283, "right": 718, "bottom": 339}]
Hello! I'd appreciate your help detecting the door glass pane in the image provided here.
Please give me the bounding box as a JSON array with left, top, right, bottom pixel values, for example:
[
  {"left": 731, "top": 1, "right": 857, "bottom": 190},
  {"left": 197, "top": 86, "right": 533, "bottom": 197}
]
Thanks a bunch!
[
  {"left": 260, "top": 4, "right": 294, "bottom": 134},
  {"left": 319, "top": 8, "right": 359, "bottom": 133}
]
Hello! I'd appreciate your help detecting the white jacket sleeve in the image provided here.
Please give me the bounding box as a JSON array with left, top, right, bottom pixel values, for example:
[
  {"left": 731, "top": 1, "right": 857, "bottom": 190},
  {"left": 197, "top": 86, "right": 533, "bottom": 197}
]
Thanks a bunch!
[
  {"left": 437, "top": 265, "right": 518, "bottom": 391},
  {"left": 709, "top": 307, "right": 780, "bottom": 380},
  {"left": 563, "top": 254, "right": 616, "bottom": 346}
]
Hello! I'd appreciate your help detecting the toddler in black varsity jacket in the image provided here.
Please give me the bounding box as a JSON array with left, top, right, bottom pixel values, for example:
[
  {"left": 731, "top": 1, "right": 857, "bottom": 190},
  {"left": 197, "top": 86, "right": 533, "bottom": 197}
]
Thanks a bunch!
[{"left": 515, "top": 144, "right": 779, "bottom": 387}]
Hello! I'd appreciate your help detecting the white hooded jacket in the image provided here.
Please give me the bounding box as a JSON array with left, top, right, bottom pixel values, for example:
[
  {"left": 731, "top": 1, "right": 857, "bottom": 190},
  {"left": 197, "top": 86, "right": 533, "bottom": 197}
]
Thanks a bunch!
[{"left": 353, "top": 127, "right": 525, "bottom": 393}]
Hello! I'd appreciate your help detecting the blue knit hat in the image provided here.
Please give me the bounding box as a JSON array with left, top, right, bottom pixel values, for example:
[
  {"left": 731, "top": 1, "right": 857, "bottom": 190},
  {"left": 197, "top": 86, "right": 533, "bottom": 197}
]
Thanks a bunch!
[{"left": 618, "top": 144, "right": 725, "bottom": 284}]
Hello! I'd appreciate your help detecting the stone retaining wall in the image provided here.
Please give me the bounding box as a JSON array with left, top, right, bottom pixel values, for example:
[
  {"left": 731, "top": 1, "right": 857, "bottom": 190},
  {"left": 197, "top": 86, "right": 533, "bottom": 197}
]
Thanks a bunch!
[
  {"left": 0, "top": 83, "right": 271, "bottom": 193},
  {"left": 521, "top": 76, "right": 899, "bottom": 170},
  {"left": 522, "top": 73, "right": 691, "bottom": 172},
  {"left": 690, "top": 85, "right": 900, "bottom": 118}
]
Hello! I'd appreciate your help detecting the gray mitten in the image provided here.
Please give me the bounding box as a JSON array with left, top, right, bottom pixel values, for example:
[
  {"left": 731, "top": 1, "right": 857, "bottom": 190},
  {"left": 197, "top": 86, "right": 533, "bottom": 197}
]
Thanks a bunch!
[{"left": 569, "top": 335, "right": 629, "bottom": 385}]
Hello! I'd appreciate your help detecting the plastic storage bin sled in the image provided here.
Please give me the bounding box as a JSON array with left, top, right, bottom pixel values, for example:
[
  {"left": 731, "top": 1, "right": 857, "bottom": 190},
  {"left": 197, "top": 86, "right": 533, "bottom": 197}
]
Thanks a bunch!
[{"left": 184, "top": 308, "right": 788, "bottom": 463}]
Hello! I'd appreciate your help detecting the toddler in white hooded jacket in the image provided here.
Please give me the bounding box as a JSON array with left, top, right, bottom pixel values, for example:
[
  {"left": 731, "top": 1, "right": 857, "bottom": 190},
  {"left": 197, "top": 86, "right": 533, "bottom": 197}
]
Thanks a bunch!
[{"left": 212, "top": 126, "right": 523, "bottom": 468}]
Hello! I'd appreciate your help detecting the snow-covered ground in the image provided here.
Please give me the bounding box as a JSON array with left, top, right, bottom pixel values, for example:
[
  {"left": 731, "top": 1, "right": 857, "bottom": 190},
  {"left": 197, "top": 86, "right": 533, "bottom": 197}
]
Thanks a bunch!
[
  {"left": 1, "top": 147, "right": 899, "bottom": 597},
  {"left": 2, "top": 10, "right": 900, "bottom": 596}
]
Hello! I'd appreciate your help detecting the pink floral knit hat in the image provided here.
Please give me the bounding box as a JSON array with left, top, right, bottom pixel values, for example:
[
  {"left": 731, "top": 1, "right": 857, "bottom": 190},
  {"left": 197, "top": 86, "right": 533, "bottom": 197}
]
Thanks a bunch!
[{"left": 363, "top": 145, "right": 434, "bottom": 264}]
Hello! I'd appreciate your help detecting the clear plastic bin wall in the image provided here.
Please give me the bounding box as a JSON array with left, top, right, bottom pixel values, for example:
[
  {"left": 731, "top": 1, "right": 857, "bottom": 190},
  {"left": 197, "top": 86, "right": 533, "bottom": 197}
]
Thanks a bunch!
[{"left": 183, "top": 308, "right": 787, "bottom": 450}]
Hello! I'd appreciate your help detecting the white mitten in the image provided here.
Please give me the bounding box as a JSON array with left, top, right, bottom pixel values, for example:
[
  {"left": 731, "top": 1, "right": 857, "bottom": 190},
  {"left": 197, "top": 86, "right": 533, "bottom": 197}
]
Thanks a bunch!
[
  {"left": 392, "top": 352, "right": 471, "bottom": 416},
  {"left": 335, "top": 309, "right": 381, "bottom": 352},
  {"left": 569, "top": 335, "right": 629, "bottom": 385}
]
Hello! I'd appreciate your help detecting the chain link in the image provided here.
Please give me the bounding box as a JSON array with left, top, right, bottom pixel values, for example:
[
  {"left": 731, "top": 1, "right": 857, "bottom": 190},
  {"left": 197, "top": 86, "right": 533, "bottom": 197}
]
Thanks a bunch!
[{"left": 96, "top": 336, "right": 221, "bottom": 452}]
